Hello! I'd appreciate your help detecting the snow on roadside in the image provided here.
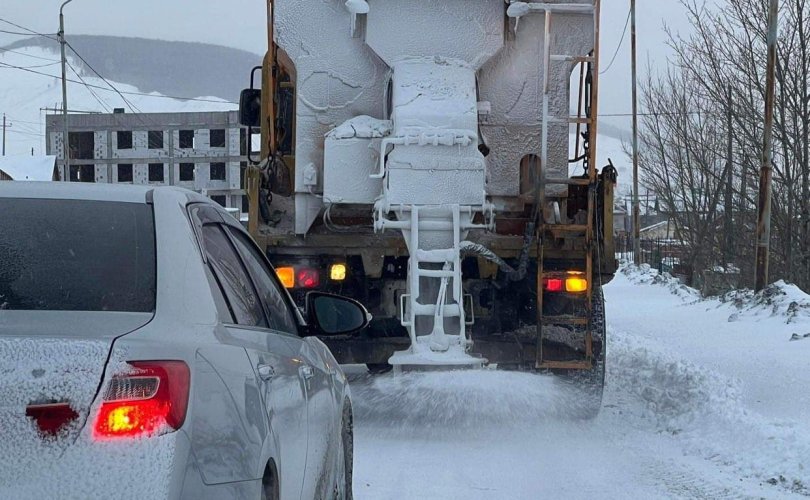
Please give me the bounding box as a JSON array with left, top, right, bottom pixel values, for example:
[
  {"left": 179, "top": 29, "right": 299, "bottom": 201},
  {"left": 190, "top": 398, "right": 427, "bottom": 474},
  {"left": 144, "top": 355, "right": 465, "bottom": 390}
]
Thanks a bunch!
[
  {"left": 621, "top": 262, "right": 810, "bottom": 326},
  {"left": 607, "top": 264, "right": 810, "bottom": 495},
  {"left": 607, "top": 328, "right": 809, "bottom": 495}
]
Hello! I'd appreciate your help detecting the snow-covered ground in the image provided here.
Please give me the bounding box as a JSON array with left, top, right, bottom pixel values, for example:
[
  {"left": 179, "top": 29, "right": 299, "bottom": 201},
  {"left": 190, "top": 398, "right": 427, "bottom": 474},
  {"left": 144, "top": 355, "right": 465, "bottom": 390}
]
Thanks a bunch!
[
  {"left": 0, "top": 47, "right": 235, "bottom": 156},
  {"left": 350, "top": 266, "right": 810, "bottom": 499}
]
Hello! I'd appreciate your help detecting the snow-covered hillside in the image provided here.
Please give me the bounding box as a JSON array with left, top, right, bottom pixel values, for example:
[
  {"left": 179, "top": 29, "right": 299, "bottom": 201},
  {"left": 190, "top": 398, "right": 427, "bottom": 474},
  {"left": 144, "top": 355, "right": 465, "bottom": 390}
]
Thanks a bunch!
[{"left": 0, "top": 47, "right": 235, "bottom": 156}]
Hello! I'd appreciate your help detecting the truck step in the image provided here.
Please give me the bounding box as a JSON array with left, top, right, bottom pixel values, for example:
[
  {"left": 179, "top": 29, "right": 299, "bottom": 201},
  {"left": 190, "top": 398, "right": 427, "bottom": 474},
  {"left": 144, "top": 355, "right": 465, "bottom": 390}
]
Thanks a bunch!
[
  {"left": 550, "top": 54, "right": 595, "bottom": 64},
  {"left": 545, "top": 224, "right": 588, "bottom": 235},
  {"left": 415, "top": 248, "right": 457, "bottom": 263},
  {"left": 536, "top": 360, "right": 593, "bottom": 370},
  {"left": 543, "top": 315, "right": 589, "bottom": 326},
  {"left": 543, "top": 177, "right": 591, "bottom": 186},
  {"left": 412, "top": 303, "right": 462, "bottom": 317},
  {"left": 417, "top": 268, "right": 456, "bottom": 279}
]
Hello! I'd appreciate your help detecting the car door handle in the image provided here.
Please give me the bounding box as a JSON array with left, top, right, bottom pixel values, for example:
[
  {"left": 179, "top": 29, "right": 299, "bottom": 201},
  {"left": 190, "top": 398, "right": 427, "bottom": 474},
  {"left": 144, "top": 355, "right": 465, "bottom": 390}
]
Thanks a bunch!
[
  {"left": 257, "top": 363, "right": 275, "bottom": 381},
  {"left": 299, "top": 365, "right": 315, "bottom": 380}
]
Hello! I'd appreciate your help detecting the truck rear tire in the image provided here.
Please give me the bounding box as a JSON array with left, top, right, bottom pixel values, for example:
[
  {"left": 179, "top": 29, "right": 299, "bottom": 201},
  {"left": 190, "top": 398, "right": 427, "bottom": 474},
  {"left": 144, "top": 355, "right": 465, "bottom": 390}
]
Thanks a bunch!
[{"left": 566, "top": 285, "right": 606, "bottom": 419}]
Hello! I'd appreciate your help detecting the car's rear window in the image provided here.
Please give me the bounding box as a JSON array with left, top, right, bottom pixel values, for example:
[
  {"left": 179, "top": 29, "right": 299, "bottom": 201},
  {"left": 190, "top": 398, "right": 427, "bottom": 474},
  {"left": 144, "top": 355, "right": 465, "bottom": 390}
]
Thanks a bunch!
[{"left": 0, "top": 198, "right": 156, "bottom": 312}]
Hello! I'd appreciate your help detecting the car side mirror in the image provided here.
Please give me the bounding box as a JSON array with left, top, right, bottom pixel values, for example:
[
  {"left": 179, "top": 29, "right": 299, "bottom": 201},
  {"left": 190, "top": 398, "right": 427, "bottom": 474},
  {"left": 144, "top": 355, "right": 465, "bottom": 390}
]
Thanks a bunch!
[
  {"left": 305, "top": 292, "right": 371, "bottom": 336},
  {"left": 239, "top": 88, "right": 262, "bottom": 127}
]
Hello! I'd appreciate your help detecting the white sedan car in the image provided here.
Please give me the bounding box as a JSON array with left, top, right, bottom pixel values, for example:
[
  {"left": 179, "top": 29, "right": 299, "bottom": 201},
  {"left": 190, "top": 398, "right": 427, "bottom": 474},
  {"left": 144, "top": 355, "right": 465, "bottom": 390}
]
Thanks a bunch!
[{"left": 0, "top": 182, "right": 368, "bottom": 500}]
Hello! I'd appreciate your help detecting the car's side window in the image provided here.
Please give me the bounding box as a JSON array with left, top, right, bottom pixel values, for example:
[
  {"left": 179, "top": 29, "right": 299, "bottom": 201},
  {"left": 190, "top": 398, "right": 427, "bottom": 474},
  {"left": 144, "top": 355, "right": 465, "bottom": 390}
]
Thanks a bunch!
[
  {"left": 227, "top": 227, "right": 299, "bottom": 336},
  {"left": 201, "top": 224, "right": 267, "bottom": 328}
]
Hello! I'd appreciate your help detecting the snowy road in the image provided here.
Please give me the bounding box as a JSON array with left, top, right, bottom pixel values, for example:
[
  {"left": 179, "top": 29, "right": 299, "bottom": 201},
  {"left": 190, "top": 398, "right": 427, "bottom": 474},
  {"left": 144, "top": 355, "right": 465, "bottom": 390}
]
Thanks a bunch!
[{"left": 349, "top": 267, "right": 810, "bottom": 499}]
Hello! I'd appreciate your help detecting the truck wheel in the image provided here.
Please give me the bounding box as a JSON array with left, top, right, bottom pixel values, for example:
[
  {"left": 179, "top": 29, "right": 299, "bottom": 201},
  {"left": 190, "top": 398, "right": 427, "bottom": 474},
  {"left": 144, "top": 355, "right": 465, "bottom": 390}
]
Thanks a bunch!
[
  {"left": 567, "top": 285, "right": 606, "bottom": 419},
  {"left": 366, "top": 363, "right": 392, "bottom": 374}
]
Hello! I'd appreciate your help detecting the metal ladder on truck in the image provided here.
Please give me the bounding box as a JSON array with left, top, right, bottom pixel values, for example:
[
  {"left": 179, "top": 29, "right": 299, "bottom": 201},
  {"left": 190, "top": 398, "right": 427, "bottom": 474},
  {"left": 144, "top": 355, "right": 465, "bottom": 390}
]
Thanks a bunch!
[
  {"left": 532, "top": 0, "right": 602, "bottom": 370},
  {"left": 375, "top": 203, "right": 492, "bottom": 369}
]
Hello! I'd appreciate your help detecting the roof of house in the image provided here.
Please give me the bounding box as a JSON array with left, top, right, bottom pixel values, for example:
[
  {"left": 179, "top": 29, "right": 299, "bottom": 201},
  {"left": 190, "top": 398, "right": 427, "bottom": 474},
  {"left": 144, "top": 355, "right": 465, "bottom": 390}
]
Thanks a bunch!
[
  {"left": 0, "top": 155, "right": 56, "bottom": 181},
  {"left": 640, "top": 220, "right": 670, "bottom": 233}
]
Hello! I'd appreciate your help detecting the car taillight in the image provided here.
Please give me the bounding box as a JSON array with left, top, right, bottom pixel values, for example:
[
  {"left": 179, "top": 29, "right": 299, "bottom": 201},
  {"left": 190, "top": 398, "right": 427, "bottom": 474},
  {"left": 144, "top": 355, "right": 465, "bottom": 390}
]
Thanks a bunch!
[
  {"left": 297, "top": 268, "right": 320, "bottom": 288},
  {"left": 93, "top": 361, "right": 189, "bottom": 440}
]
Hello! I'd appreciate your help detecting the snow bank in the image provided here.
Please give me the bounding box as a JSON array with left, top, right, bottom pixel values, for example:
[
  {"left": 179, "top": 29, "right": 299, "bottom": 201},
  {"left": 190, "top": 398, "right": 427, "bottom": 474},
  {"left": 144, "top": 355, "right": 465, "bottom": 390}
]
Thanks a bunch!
[
  {"left": 621, "top": 263, "right": 810, "bottom": 325},
  {"left": 607, "top": 329, "right": 810, "bottom": 494},
  {"left": 720, "top": 280, "right": 810, "bottom": 325},
  {"left": 620, "top": 263, "right": 700, "bottom": 300}
]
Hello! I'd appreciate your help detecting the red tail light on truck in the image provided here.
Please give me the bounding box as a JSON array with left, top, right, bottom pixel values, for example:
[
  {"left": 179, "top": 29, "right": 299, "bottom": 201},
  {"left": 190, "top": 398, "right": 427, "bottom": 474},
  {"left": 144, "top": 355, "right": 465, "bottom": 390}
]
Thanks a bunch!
[{"left": 93, "top": 361, "right": 189, "bottom": 439}]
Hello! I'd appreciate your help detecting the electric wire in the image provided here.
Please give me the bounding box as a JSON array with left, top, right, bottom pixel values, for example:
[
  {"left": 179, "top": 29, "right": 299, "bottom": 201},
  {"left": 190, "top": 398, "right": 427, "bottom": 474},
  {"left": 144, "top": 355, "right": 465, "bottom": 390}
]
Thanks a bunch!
[
  {"left": 600, "top": 8, "right": 631, "bottom": 75},
  {"left": 0, "top": 17, "right": 58, "bottom": 40},
  {"left": 66, "top": 59, "right": 112, "bottom": 113},
  {"left": 0, "top": 47, "right": 61, "bottom": 62}
]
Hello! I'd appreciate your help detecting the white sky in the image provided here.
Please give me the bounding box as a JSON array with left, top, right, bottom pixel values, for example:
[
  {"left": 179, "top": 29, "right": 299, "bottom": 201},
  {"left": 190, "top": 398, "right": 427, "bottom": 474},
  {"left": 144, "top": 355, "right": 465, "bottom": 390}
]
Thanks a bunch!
[{"left": 1, "top": 0, "right": 691, "bottom": 134}]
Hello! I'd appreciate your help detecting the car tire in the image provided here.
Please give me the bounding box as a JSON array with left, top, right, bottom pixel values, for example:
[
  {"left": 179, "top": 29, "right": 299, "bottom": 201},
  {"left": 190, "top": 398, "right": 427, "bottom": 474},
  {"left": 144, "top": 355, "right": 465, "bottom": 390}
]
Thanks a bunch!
[
  {"left": 260, "top": 462, "right": 280, "bottom": 500},
  {"left": 333, "top": 400, "right": 354, "bottom": 500}
]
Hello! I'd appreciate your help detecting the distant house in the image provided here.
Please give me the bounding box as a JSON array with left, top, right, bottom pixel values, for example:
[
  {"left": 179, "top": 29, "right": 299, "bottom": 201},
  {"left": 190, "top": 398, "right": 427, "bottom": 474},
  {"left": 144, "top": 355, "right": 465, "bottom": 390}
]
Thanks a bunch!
[
  {"left": 639, "top": 219, "right": 677, "bottom": 240},
  {"left": 0, "top": 155, "right": 58, "bottom": 181}
]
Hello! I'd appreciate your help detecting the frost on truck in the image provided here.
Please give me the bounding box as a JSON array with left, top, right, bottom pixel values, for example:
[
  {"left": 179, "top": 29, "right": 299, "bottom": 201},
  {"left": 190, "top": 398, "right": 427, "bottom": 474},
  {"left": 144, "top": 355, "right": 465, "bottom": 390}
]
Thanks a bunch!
[{"left": 240, "top": 0, "right": 617, "bottom": 394}]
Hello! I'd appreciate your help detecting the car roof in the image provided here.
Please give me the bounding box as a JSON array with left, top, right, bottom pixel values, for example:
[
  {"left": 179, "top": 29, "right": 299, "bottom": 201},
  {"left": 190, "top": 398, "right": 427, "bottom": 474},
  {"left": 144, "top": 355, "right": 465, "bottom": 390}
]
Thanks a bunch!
[{"left": 0, "top": 181, "right": 199, "bottom": 204}]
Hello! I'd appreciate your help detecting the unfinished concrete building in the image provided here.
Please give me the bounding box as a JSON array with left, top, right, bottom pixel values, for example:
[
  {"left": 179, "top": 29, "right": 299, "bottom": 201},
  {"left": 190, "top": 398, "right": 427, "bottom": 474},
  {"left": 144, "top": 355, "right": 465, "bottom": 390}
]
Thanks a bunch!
[{"left": 46, "top": 110, "right": 250, "bottom": 213}]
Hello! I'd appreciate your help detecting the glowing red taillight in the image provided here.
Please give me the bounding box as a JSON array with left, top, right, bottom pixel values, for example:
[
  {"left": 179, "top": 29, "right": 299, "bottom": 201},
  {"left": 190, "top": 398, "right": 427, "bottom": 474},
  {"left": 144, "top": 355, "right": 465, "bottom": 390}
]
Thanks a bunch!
[
  {"left": 93, "top": 361, "right": 189, "bottom": 440},
  {"left": 543, "top": 278, "right": 564, "bottom": 292},
  {"left": 297, "top": 268, "right": 320, "bottom": 289}
]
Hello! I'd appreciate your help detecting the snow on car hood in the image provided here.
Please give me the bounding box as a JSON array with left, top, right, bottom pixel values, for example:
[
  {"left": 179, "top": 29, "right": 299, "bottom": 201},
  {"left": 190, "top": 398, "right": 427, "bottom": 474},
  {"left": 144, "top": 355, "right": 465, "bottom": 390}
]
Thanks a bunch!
[{"left": 0, "top": 313, "right": 177, "bottom": 498}]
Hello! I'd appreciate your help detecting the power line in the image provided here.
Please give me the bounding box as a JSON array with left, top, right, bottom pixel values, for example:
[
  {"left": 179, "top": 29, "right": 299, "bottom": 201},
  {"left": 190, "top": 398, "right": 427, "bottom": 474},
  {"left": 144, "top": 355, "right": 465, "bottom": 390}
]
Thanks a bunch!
[
  {"left": 0, "top": 46, "right": 61, "bottom": 62},
  {"left": 65, "top": 41, "right": 142, "bottom": 114},
  {"left": 600, "top": 8, "right": 631, "bottom": 75},
  {"left": 5, "top": 60, "right": 60, "bottom": 69},
  {"left": 66, "top": 59, "right": 112, "bottom": 113},
  {"left": 0, "top": 17, "right": 58, "bottom": 40}
]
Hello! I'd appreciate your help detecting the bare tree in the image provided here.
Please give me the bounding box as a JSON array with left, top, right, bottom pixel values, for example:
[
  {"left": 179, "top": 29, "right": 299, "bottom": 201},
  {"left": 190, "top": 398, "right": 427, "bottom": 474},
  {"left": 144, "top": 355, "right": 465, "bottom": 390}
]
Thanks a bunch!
[{"left": 637, "top": 0, "right": 810, "bottom": 291}]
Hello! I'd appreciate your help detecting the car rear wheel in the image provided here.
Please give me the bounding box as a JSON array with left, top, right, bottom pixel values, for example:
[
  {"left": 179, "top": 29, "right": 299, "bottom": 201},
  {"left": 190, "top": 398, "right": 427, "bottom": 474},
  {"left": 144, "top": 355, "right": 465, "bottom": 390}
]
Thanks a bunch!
[
  {"left": 333, "top": 400, "right": 354, "bottom": 500},
  {"left": 261, "top": 462, "right": 280, "bottom": 500}
]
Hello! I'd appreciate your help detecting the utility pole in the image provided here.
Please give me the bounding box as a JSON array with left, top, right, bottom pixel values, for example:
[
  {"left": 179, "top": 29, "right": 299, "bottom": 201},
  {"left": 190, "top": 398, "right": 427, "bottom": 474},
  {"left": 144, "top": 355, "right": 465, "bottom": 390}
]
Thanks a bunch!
[
  {"left": 630, "top": 0, "right": 641, "bottom": 265},
  {"left": 58, "top": 0, "right": 73, "bottom": 181},
  {"left": 2, "top": 113, "right": 10, "bottom": 156},
  {"left": 724, "top": 85, "right": 734, "bottom": 266},
  {"left": 755, "top": 0, "right": 779, "bottom": 292}
]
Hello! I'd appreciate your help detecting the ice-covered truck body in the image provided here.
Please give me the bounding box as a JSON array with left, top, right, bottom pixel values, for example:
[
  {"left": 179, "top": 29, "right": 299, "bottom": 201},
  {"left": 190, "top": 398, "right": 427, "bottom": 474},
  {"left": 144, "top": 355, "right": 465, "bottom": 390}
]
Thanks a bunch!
[{"left": 240, "top": 0, "right": 617, "bottom": 379}]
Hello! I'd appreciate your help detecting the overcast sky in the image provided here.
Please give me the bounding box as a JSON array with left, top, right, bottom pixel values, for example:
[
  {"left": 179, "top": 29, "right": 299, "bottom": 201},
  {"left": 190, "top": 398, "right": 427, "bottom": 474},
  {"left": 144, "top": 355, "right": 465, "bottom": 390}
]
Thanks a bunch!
[{"left": 2, "top": 0, "right": 691, "bottom": 134}]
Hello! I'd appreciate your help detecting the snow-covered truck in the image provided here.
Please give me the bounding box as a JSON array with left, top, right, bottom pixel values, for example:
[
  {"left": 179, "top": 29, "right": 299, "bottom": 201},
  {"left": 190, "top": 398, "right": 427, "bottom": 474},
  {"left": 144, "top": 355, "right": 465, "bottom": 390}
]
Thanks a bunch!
[{"left": 239, "top": 0, "right": 617, "bottom": 395}]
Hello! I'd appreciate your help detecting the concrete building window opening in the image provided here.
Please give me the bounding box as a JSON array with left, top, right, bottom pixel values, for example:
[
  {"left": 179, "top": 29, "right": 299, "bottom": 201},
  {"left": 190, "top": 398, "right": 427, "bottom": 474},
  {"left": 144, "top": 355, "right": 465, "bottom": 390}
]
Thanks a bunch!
[
  {"left": 179, "top": 162, "right": 195, "bottom": 182},
  {"left": 148, "top": 163, "right": 165, "bottom": 183},
  {"left": 211, "top": 195, "right": 226, "bottom": 207},
  {"left": 241, "top": 195, "right": 249, "bottom": 214},
  {"left": 117, "top": 131, "right": 133, "bottom": 150},
  {"left": 68, "top": 132, "right": 94, "bottom": 160},
  {"left": 209, "top": 129, "right": 226, "bottom": 148},
  {"left": 179, "top": 130, "right": 194, "bottom": 149},
  {"left": 117, "top": 164, "right": 133, "bottom": 183},
  {"left": 70, "top": 164, "right": 95, "bottom": 183},
  {"left": 148, "top": 131, "right": 164, "bottom": 149},
  {"left": 210, "top": 162, "right": 226, "bottom": 181}
]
